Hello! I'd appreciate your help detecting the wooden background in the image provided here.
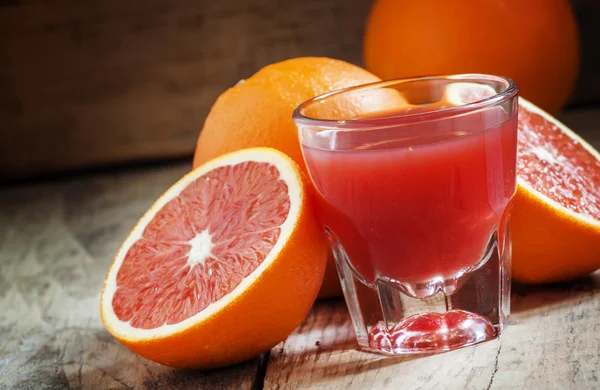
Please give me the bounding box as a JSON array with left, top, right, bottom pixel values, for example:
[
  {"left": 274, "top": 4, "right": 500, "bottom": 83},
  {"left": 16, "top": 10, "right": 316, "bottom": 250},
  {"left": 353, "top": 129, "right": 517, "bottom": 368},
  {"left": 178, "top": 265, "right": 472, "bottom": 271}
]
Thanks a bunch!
[{"left": 0, "top": 0, "right": 598, "bottom": 179}]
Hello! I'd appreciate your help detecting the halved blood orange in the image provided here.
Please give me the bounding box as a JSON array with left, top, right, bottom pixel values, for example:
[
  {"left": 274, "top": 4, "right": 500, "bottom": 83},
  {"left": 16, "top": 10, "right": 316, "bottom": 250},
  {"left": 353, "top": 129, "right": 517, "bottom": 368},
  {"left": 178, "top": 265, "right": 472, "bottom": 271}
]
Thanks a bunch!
[
  {"left": 512, "top": 98, "right": 600, "bottom": 283},
  {"left": 444, "top": 82, "right": 600, "bottom": 283},
  {"left": 100, "top": 147, "right": 328, "bottom": 369}
]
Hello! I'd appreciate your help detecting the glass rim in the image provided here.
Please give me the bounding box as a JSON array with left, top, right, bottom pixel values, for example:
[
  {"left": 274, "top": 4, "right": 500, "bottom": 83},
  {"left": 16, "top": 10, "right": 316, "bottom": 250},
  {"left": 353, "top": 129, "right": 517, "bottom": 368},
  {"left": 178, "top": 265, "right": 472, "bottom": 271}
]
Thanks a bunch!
[{"left": 292, "top": 73, "right": 518, "bottom": 130}]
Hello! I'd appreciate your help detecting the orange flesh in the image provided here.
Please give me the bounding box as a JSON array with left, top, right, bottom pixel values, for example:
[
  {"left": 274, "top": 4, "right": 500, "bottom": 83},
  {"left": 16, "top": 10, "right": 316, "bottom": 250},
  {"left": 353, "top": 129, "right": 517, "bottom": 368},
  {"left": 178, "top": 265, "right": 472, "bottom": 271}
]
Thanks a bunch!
[
  {"left": 517, "top": 109, "right": 600, "bottom": 220},
  {"left": 113, "top": 162, "right": 291, "bottom": 329}
]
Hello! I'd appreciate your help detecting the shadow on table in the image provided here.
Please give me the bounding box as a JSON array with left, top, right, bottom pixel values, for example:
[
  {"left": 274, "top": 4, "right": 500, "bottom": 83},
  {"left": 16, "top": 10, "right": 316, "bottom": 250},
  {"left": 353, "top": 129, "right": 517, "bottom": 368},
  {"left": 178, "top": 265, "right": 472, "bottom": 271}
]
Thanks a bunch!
[
  {"left": 157, "top": 357, "right": 264, "bottom": 388},
  {"left": 271, "top": 298, "right": 438, "bottom": 378},
  {"left": 510, "top": 272, "right": 600, "bottom": 319},
  {"left": 70, "top": 355, "right": 263, "bottom": 389},
  {"left": 271, "top": 342, "right": 437, "bottom": 382},
  {"left": 25, "top": 326, "right": 264, "bottom": 389}
]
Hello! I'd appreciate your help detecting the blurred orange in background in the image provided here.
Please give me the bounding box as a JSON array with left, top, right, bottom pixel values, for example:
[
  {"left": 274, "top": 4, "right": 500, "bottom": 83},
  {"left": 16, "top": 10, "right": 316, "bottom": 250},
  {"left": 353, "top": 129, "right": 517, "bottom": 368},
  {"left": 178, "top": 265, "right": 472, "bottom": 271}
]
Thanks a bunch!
[{"left": 363, "top": 0, "right": 580, "bottom": 114}]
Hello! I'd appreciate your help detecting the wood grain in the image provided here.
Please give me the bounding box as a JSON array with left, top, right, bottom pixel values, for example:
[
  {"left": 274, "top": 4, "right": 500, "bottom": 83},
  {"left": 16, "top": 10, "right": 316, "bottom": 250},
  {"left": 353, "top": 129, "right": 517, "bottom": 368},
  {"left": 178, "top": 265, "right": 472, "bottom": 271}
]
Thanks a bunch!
[
  {"left": 2, "top": 0, "right": 598, "bottom": 179},
  {"left": 0, "top": 0, "right": 370, "bottom": 179},
  {"left": 0, "top": 163, "right": 262, "bottom": 389},
  {"left": 264, "top": 282, "right": 600, "bottom": 390}
]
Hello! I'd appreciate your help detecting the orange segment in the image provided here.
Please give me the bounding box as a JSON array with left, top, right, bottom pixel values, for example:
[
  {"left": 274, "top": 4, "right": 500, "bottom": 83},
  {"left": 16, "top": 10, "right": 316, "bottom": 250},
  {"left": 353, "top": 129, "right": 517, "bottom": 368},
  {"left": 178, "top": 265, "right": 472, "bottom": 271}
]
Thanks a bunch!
[
  {"left": 100, "top": 148, "right": 328, "bottom": 368},
  {"left": 517, "top": 106, "right": 600, "bottom": 220},
  {"left": 512, "top": 98, "right": 600, "bottom": 283}
]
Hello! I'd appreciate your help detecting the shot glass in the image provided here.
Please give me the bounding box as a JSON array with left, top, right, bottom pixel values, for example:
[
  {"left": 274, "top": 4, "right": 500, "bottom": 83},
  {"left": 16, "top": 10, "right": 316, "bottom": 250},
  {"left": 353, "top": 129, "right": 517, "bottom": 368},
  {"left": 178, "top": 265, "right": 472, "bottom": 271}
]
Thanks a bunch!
[{"left": 293, "top": 75, "right": 519, "bottom": 355}]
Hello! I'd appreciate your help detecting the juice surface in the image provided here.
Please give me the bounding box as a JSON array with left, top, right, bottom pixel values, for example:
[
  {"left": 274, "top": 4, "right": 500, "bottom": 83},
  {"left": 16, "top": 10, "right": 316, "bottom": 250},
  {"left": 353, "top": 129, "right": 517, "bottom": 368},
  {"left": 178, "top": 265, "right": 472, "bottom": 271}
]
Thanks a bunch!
[{"left": 303, "top": 106, "right": 518, "bottom": 285}]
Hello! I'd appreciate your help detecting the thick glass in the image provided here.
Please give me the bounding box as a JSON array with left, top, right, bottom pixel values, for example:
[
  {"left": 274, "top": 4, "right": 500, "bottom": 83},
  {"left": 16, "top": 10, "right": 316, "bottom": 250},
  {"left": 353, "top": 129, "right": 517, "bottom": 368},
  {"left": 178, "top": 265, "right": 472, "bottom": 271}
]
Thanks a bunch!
[{"left": 294, "top": 75, "right": 519, "bottom": 355}]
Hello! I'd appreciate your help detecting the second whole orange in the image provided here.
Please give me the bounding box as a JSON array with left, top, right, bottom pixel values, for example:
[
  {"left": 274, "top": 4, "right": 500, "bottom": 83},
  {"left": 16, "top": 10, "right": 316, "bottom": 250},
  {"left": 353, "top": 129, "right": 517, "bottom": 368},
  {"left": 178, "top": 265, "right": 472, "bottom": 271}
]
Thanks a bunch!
[{"left": 363, "top": 0, "right": 580, "bottom": 114}]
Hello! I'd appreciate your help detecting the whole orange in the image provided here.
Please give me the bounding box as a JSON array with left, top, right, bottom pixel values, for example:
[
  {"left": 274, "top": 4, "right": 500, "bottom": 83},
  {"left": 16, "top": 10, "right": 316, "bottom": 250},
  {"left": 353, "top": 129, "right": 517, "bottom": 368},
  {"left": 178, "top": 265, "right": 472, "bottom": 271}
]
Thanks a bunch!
[
  {"left": 193, "top": 57, "right": 403, "bottom": 298},
  {"left": 363, "top": 0, "right": 580, "bottom": 114}
]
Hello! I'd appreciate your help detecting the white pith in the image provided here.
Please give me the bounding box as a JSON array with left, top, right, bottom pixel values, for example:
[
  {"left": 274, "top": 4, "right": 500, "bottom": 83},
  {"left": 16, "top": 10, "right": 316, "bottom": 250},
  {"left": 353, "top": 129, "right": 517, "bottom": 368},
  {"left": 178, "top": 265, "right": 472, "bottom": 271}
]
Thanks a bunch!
[
  {"left": 187, "top": 230, "right": 214, "bottom": 267},
  {"left": 517, "top": 97, "right": 600, "bottom": 228},
  {"left": 100, "top": 148, "right": 303, "bottom": 341}
]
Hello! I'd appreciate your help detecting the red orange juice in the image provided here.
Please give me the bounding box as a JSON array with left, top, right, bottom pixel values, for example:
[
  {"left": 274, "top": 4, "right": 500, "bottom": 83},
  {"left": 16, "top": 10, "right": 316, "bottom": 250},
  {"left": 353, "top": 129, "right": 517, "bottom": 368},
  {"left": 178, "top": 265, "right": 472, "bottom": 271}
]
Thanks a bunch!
[{"left": 303, "top": 104, "right": 518, "bottom": 285}]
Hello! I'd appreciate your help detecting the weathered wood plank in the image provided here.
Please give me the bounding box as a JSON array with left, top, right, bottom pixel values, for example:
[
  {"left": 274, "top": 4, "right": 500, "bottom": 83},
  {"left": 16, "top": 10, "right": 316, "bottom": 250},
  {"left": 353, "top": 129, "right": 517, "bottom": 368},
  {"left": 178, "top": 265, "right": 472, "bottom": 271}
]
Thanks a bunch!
[
  {"left": 264, "top": 281, "right": 600, "bottom": 390},
  {"left": 0, "top": 163, "right": 261, "bottom": 389}
]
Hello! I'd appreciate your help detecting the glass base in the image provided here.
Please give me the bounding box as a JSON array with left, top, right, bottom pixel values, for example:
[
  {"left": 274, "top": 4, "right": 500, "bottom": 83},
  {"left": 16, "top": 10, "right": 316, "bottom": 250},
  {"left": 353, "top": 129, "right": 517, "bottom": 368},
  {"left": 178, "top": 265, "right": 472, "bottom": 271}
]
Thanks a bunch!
[
  {"left": 367, "top": 310, "right": 495, "bottom": 354},
  {"left": 329, "top": 229, "right": 511, "bottom": 355}
]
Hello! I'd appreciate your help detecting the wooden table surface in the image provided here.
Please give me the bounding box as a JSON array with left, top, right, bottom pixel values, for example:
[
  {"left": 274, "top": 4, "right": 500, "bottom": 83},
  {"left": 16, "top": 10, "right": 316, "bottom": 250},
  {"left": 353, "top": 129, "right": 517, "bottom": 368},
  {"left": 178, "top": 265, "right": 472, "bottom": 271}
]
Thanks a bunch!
[{"left": 1, "top": 109, "right": 599, "bottom": 390}]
